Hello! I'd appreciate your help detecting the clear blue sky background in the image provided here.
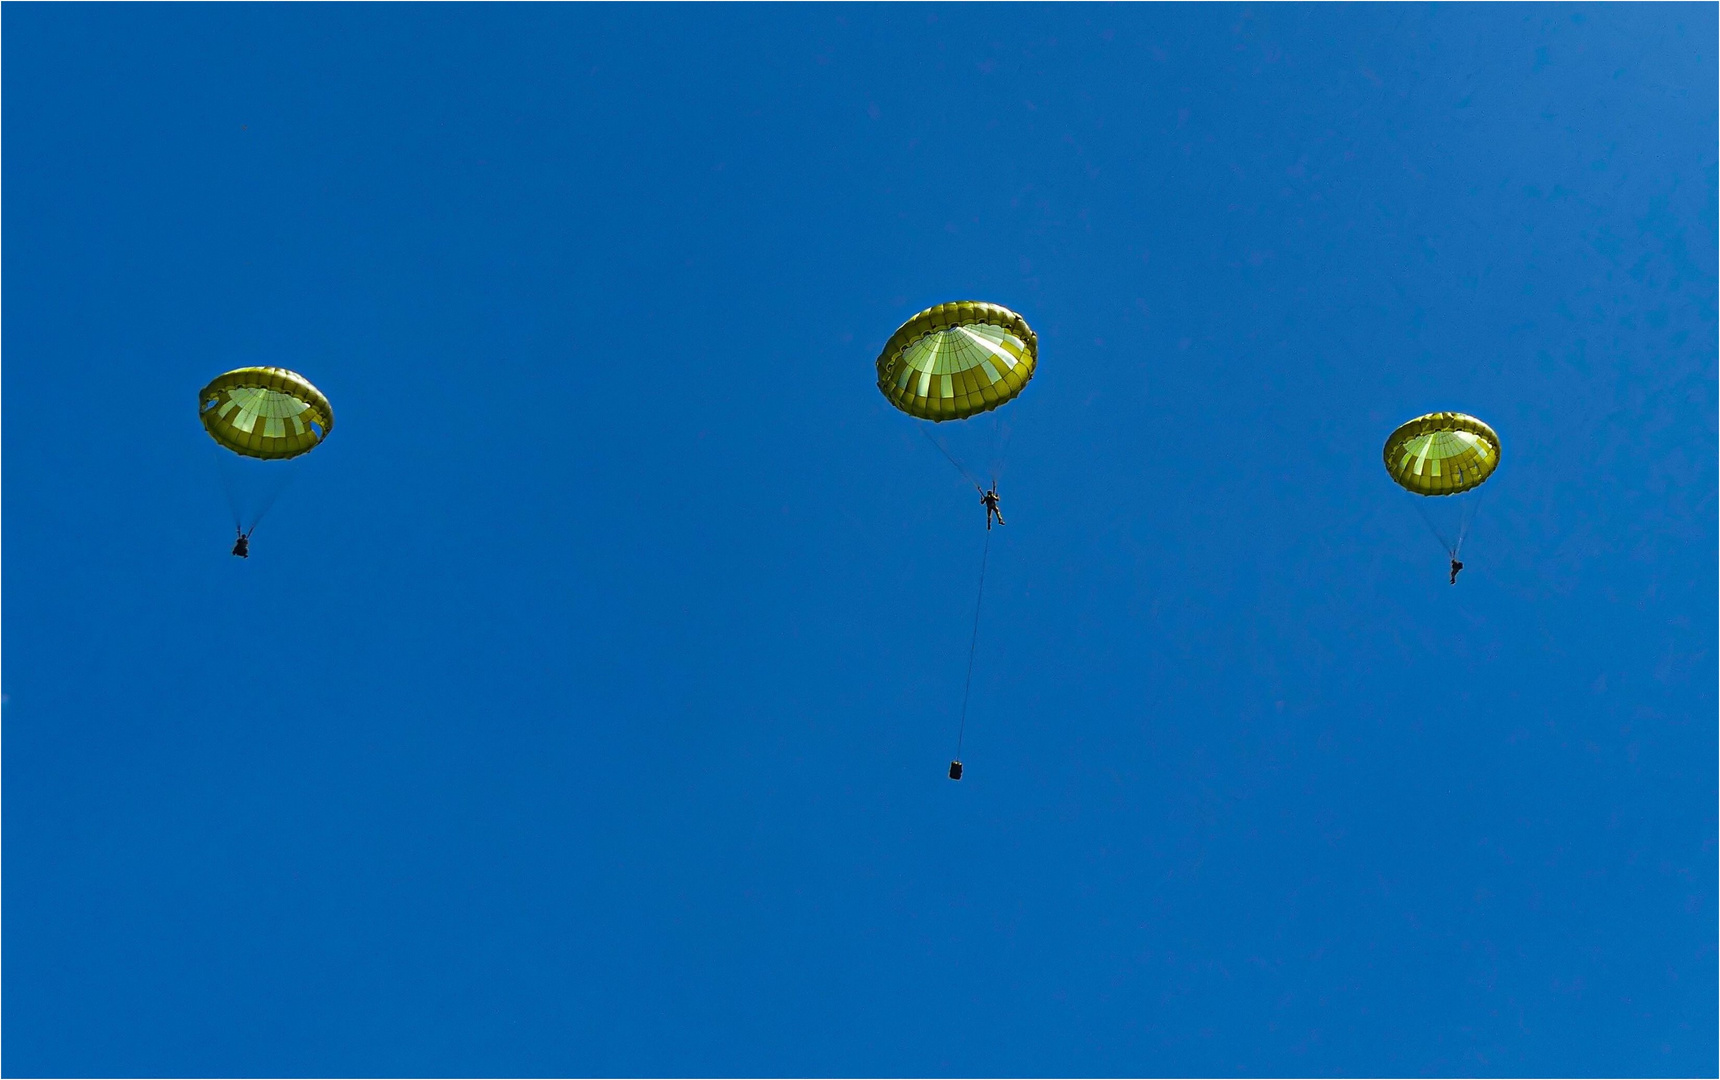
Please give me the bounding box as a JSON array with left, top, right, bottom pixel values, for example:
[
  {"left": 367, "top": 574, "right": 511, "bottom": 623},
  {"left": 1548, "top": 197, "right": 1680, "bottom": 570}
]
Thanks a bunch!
[{"left": 4, "top": 5, "right": 1714, "bottom": 1076}]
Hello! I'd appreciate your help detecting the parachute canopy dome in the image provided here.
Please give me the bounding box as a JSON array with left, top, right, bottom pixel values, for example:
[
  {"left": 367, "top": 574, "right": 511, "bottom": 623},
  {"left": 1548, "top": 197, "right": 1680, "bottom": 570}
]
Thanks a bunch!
[
  {"left": 1383, "top": 411, "right": 1500, "bottom": 496},
  {"left": 199, "top": 367, "right": 334, "bottom": 460},
  {"left": 876, "top": 301, "right": 1037, "bottom": 422}
]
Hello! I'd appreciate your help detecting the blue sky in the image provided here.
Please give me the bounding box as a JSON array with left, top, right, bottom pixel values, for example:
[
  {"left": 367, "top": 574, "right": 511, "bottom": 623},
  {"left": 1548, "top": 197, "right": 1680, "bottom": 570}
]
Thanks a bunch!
[{"left": 4, "top": 4, "right": 1714, "bottom": 1076}]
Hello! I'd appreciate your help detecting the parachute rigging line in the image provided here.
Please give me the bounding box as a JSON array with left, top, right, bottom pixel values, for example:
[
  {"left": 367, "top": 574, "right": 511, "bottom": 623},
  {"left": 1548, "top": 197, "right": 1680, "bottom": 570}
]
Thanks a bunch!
[
  {"left": 1411, "top": 496, "right": 1455, "bottom": 556},
  {"left": 216, "top": 455, "right": 299, "bottom": 536},
  {"left": 242, "top": 468, "right": 298, "bottom": 535},
  {"left": 954, "top": 527, "right": 992, "bottom": 762},
  {"left": 1454, "top": 483, "right": 1488, "bottom": 558},
  {"left": 987, "top": 410, "right": 1015, "bottom": 489},
  {"left": 1407, "top": 485, "right": 1488, "bottom": 559},
  {"left": 919, "top": 426, "right": 984, "bottom": 492},
  {"left": 217, "top": 458, "right": 245, "bottom": 532}
]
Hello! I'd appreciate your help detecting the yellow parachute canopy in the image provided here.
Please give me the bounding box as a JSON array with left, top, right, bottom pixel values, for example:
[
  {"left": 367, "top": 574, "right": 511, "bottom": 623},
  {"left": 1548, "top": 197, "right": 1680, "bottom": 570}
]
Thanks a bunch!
[
  {"left": 876, "top": 301, "right": 1037, "bottom": 422},
  {"left": 199, "top": 367, "right": 334, "bottom": 460},
  {"left": 1383, "top": 411, "right": 1500, "bottom": 496}
]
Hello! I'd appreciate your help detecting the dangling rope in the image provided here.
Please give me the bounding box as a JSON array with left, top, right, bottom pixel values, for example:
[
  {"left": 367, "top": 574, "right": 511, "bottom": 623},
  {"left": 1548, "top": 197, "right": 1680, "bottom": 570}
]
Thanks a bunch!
[{"left": 953, "top": 528, "right": 992, "bottom": 762}]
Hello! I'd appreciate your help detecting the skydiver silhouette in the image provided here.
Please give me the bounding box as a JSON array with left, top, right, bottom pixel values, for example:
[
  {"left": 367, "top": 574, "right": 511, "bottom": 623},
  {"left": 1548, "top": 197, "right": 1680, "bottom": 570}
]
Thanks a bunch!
[
  {"left": 980, "top": 484, "right": 1004, "bottom": 530},
  {"left": 1449, "top": 557, "right": 1463, "bottom": 585},
  {"left": 232, "top": 530, "right": 250, "bottom": 559}
]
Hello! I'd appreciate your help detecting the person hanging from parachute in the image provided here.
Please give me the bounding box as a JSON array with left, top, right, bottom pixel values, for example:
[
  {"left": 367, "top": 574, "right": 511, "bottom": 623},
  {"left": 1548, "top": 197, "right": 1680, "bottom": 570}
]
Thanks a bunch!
[
  {"left": 875, "top": 301, "right": 1038, "bottom": 779},
  {"left": 1381, "top": 411, "right": 1500, "bottom": 584},
  {"left": 198, "top": 367, "right": 335, "bottom": 558},
  {"left": 980, "top": 483, "right": 1005, "bottom": 530}
]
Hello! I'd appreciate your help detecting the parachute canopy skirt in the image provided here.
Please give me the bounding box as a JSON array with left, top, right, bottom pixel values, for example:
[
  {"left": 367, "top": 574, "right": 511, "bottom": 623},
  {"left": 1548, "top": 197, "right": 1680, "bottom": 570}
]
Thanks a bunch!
[
  {"left": 1383, "top": 411, "right": 1500, "bottom": 496},
  {"left": 876, "top": 301, "right": 1037, "bottom": 422},
  {"left": 199, "top": 367, "right": 334, "bottom": 460}
]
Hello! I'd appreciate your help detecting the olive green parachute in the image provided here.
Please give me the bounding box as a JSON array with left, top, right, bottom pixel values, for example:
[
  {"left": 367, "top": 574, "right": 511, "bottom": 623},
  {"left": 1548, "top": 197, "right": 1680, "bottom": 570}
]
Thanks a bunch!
[
  {"left": 876, "top": 301, "right": 1037, "bottom": 422},
  {"left": 1382, "top": 411, "right": 1500, "bottom": 496},
  {"left": 198, "top": 367, "right": 334, "bottom": 460}
]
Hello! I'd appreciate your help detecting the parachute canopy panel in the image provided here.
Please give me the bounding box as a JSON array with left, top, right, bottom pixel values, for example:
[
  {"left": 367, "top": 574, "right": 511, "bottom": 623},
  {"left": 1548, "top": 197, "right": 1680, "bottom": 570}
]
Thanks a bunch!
[
  {"left": 876, "top": 301, "right": 1037, "bottom": 422},
  {"left": 199, "top": 367, "right": 334, "bottom": 460},
  {"left": 1383, "top": 411, "right": 1500, "bottom": 496}
]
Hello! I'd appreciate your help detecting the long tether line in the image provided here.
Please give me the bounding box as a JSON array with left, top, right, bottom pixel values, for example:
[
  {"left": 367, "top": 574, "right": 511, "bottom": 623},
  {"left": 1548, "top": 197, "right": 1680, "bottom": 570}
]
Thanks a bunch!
[{"left": 954, "top": 527, "right": 992, "bottom": 761}]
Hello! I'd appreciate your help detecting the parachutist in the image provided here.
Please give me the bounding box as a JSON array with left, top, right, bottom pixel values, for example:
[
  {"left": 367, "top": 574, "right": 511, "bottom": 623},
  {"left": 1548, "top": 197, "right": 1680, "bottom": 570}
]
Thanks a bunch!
[
  {"left": 1382, "top": 413, "right": 1499, "bottom": 581},
  {"left": 980, "top": 485, "right": 1005, "bottom": 530},
  {"left": 201, "top": 367, "right": 333, "bottom": 560},
  {"left": 876, "top": 304, "right": 1034, "bottom": 799}
]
